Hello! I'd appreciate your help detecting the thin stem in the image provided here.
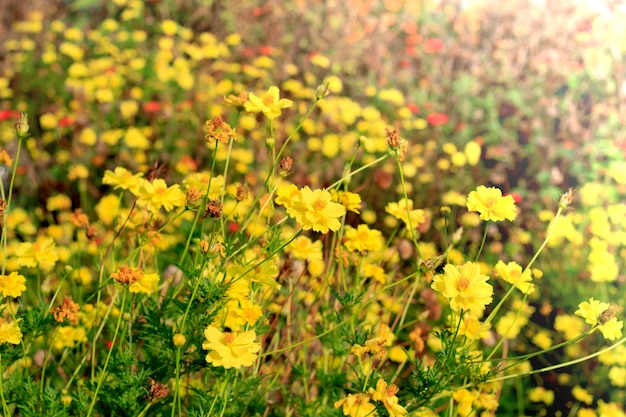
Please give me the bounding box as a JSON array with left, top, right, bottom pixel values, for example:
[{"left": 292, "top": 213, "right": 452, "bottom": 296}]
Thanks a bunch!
[{"left": 86, "top": 289, "right": 128, "bottom": 417}]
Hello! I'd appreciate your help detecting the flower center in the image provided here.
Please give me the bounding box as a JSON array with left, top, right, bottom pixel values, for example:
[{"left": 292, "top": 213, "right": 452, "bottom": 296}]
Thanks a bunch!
[
  {"left": 223, "top": 333, "right": 235, "bottom": 345},
  {"left": 458, "top": 277, "right": 470, "bottom": 290},
  {"left": 312, "top": 199, "right": 326, "bottom": 211}
]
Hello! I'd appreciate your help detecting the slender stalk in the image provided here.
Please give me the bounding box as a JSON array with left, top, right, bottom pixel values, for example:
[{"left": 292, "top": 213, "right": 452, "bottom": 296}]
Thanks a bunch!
[{"left": 86, "top": 289, "right": 128, "bottom": 417}]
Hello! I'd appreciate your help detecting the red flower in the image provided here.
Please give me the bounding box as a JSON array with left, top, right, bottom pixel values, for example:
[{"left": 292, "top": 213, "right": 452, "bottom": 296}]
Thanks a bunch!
[
  {"left": 0, "top": 110, "right": 20, "bottom": 121},
  {"left": 143, "top": 101, "right": 161, "bottom": 113},
  {"left": 423, "top": 38, "right": 444, "bottom": 54},
  {"left": 259, "top": 45, "right": 272, "bottom": 56},
  {"left": 426, "top": 113, "right": 449, "bottom": 126},
  {"left": 407, "top": 103, "right": 420, "bottom": 114},
  {"left": 505, "top": 193, "right": 523, "bottom": 204},
  {"left": 59, "top": 116, "right": 74, "bottom": 127}
]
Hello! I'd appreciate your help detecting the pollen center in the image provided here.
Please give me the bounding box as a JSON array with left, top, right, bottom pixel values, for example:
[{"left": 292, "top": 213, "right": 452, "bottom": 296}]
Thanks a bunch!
[
  {"left": 458, "top": 278, "right": 470, "bottom": 290},
  {"left": 224, "top": 333, "right": 235, "bottom": 345},
  {"left": 312, "top": 200, "right": 326, "bottom": 211}
]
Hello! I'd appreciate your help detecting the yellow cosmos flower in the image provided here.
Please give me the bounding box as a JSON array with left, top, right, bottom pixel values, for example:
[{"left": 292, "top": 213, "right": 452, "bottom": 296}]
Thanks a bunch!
[
  {"left": 385, "top": 198, "right": 426, "bottom": 228},
  {"left": 494, "top": 260, "right": 534, "bottom": 294},
  {"left": 128, "top": 272, "right": 159, "bottom": 295},
  {"left": 334, "top": 393, "right": 377, "bottom": 417},
  {"left": 466, "top": 185, "right": 517, "bottom": 222},
  {"left": 431, "top": 262, "right": 493, "bottom": 315},
  {"left": 0, "top": 272, "right": 26, "bottom": 298},
  {"left": 202, "top": 326, "right": 260, "bottom": 369},
  {"left": 0, "top": 318, "right": 22, "bottom": 345},
  {"left": 369, "top": 378, "right": 408, "bottom": 417},
  {"left": 289, "top": 186, "right": 346, "bottom": 234},
  {"left": 15, "top": 237, "right": 59, "bottom": 271},
  {"left": 343, "top": 224, "right": 383, "bottom": 252},
  {"left": 575, "top": 298, "right": 624, "bottom": 341},
  {"left": 135, "top": 179, "right": 186, "bottom": 213},
  {"left": 102, "top": 167, "right": 144, "bottom": 192},
  {"left": 244, "top": 86, "right": 293, "bottom": 120}
]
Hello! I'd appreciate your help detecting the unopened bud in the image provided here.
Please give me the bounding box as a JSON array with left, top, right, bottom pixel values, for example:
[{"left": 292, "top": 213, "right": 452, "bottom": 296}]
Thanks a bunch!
[
  {"left": 15, "top": 113, "right": 30, "bottom": 138},
  {"left": 559, "top": 188, "right": 575, "bottom": 210},
  {"left": 173, "top": 333, "right": 186, "bottom": 347}
]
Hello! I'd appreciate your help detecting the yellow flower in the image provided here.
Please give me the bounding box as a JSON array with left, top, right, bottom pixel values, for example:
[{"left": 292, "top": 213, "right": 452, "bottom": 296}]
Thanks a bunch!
[
  {"left": 332, "top": 190, "right": 361, "bottom": 213},
  {"left": 369, "top": 379, "right": 408, "bottom": 416},
  {"left": 135, "top": 179, "right": 186, "bottom": 213},
  {"left": 343, "top": 224, "right": 383, "bottom": 252},
  {"left": 334, "top": 393, "right": 377, "bottom": 417},
  {"left": 575, "top": 298, "right": 609, "bottom": 325},
  {"left": 129, "top": 272, "right": 159, "bottom": 295},
  {"left": 286, "top": 186, "right": 346, "bottom": 234},
  {"left": 15, "top": 237, "right": 59, "bottom": 271},
  {"left": 599, "top": 318, "right": 623, "bottom": 341},
  {"left": 111, "top": 266, "right": 160, "bottom": 295},
  {"left": 102, "top": 167, "right": 144, "bottom": 192},
  {"left": 385, "top": 198, "right": 426, "bottom": 228},
  {"left": 202, "top": 326, "right": 260, "bottom": 369},
  {"left": 494, "top": 260, "right": 534, "bottom": 294},
  {"left": 0, "top": 272, "right": 26, "bottom": 298},
  {"left": 466, "top": 185, "right": 517, "bottom": 221},
  {"left": 431, "top": 262, "right": 493, "bottom": 315},
  {"left": 244, "top": 86, "right": 293, "bottom": 120},
  {"left": 0, "top": 319, "right": 22, "bottom": 345},
  {"left": 572, "top": 385, "right": 593, "bottom": 405}
]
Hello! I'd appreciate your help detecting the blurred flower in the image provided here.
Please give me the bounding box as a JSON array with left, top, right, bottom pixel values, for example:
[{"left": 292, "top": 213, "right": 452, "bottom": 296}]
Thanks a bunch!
[
  {"left": 343, "top": 224, "right": 383, "bottom": 253},
  {"left": 51, "top": 296, "right": 80, "bottom": 325},
  {"left": 103, "top": 167, "right": 144, "bottom": 192},
  {"left": 494, "top": 261, "right": 534, "bottom": 294},
  {"left": 423, "top": 38, "right": 444, "bottom": 53},
  {"left": 431, "top": 262, "right": 493, "bottom": 315},
  {"left": 467, "top": 185, "right": 517, "bottom": 222},
  {"left": 0, "top": 272, "right": 26, "bottom": 298},
  {"left": 202, "top": 325, "right": 260, "bottom": 369},
  {"left": 385, "top": 198, "right": 426, "bottom": 228},
  {"left": 244, "top": 86, "right": 292, "bottom": 119},
  {"left": 369, "top": 379, "right": 408, "bottom": 416},
  {"left": 111, "top": 265, "right": 160, "bottom": 295},
  {"left": 334, "top": 393, "right": 376, "bottom": 417},
  {"left": 426, "top": 112, "right": 449, "bottom": 125},
  {"left": 332, "top": 190, "right": 361, "bottom": 214},
  {"left": 0, "top": 319, "right": 22, "bottom": 345},
  {"left": 16, "top": 237, "right": 59, "bottom": 271}
]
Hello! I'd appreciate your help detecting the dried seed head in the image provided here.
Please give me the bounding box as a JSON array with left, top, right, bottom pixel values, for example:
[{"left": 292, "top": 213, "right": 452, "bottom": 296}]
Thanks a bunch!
[
  {"left": 204, "top": 199, "right": 223, "bottom": 219},
  {"left": 204, "top": 116, "right": 236, "bottom": 144},
  {"left": 277, "top": 156, "right": 293, "bottom": 177},
  {"left": 598, "top": 306, "right": 616, "bottom": 325},
  {"left": 385, "top": 128, "right": 408, "bottom": 161},
  {"left": 185, "top": 186, "right": 203, "bottom": 208},
  {"left": 111, "top": 265, "right": 143, "bottom": 284},
  {"left": 559, "top": 188, "right": 575, "bottom": 210},
  {"left": 149, "top": 380, "right": 169, "bottom": 402},
  {"left": 235, "top": 183, "right": 250, "bottom": 201}
]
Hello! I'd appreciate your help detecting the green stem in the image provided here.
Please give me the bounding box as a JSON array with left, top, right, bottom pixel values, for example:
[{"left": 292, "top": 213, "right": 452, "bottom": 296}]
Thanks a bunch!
[
  {"left": 0, "top": 352, "right": 10, "bottom": 417},
  {"left": 86, "top": 289, "right": 128, "bottom": 417},
  {"left": 474, "top": 223, "right": 489, "bottom": 262}
]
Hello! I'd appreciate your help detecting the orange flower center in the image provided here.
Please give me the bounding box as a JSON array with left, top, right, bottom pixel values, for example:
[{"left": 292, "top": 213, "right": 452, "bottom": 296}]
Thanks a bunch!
[
  {"left": 458, "top": 277, "right": 470, "bottom": 290},
  {"left": 312, "top": 199, "right": 326, "bottom": 211},
  {"left": 223, "top": 333, "right": 235, "bottom": 345}
]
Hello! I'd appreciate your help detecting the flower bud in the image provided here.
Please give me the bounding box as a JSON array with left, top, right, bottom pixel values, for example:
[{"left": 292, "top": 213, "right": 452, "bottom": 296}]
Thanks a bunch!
[
  {"left": 15, "top": 113, "right": 30, "bottom": 138},
  {"left": 173, "top": 333, "right": 186, "bottom": 347}
]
